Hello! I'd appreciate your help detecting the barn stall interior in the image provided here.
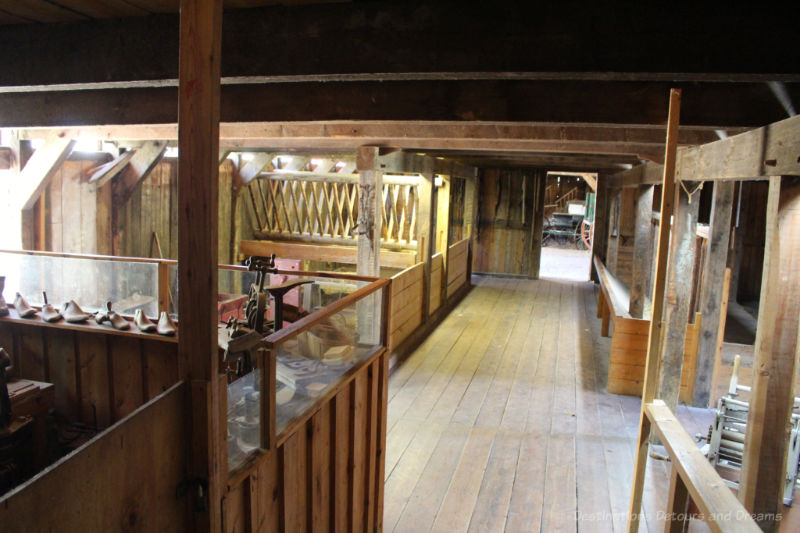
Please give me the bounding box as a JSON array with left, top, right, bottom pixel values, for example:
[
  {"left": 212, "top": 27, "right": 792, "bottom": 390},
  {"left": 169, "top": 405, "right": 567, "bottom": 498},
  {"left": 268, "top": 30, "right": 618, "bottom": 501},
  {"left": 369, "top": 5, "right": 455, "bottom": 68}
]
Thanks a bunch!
[{"left": 0, "top": 2, "right": 798, "bottom": 532}]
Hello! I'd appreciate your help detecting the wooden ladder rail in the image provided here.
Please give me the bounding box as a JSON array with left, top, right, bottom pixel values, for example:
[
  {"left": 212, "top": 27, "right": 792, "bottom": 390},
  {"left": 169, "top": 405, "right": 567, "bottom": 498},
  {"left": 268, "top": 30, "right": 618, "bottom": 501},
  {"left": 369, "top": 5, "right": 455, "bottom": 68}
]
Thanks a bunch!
[{"left": 645, "top": 400, "right": 760, "bottom": 532}]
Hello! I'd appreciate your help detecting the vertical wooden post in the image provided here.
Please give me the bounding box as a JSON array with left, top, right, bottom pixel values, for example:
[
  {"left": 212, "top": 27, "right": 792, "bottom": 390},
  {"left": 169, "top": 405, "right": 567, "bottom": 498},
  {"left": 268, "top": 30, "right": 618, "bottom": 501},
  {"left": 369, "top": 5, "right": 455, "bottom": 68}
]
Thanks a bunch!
[
  {"left": 630, "top": 185, "right": 655, "bottom": 318},
  {"left": 416, "top": 172, "right": 436, "bottom": 318},
  {"left": 464, "top": 172, "right": 479, "bottom": 283},
  {"left": 605, "top": 188, "right": 621, "bottom": 275},
  {"left": 665, "top": 466, "right": 690, "bottom": 533},
  {"left": 591, "top": 178, "right": 610, "bottom": 282},
  {"left": 739, "top": 176, "right": 800, "bottom": 531},
  {"left": 177, "top": 1, "right": 223, "bottom": 530},
  {"left": 530, "top": 169, "right": 547, "bottom": 280},
  {"left": 656, "top": 181, "right": 700, "bottom": 413},
  {"left": 692, "top": 181, "right": 734, "bottom": 407},
  {"left": 356, "top": 147, "right": 383, "bottom": 278},
  {"left": 356, "top": 147, "right": 383, "bottom": 343},
  {"left": 627, "top": 88, "right": 681, "bottom": 533}
]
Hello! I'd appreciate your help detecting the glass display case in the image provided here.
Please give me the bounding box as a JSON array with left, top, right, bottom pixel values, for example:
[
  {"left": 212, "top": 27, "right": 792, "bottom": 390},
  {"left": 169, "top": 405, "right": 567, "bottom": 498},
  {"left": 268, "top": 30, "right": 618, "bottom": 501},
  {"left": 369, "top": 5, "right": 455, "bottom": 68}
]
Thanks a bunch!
[
  {"left": 225, "top": 273, "right": 388, "bottom": 471},
  {"left": 0, "top": 251, "right": 159, "bottom": 316},
  {"left": 0, "top": 249, "right": 389, "bottom": 475}
]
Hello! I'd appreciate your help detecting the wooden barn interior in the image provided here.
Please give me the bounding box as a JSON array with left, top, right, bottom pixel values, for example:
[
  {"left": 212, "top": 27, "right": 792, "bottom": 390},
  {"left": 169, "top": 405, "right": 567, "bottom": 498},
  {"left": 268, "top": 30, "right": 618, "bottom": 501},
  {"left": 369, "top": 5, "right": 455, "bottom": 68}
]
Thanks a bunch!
[{"left": 0, "top": 2, "right": 798, "bottom": 532}]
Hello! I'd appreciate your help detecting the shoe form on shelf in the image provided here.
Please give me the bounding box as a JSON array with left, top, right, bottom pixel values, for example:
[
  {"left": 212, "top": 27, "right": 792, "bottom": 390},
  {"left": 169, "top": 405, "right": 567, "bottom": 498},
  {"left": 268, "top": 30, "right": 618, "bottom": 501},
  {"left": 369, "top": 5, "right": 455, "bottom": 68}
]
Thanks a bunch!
[
  {"left": 95, "top": 301, "right": 130, "bottom": 330},
  {"left": 62, "top": 300, "right": 91, "bottom": 323},
  {"left": 134, "top": 309, "right": 157, "bottom": 333},
  {"left": 0, "top": 276, "right": 8, "bottom": 317},
  {"left": 40, "top": 291, "right": 63, "bottom": 323},
  {"left": 156, "top": 311, "right": 177, "bottom": 336},
  {"left": 14, "top": 292, "right": 37, "bottom": 318}
]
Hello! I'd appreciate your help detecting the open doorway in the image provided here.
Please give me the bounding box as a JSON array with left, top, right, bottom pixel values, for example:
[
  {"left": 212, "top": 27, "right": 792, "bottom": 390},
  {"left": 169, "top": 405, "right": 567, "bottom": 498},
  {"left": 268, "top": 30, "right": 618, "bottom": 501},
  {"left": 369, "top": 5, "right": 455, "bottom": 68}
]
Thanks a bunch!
[{"left": 540, "top": 171, "right": 597, "bottom": 281}]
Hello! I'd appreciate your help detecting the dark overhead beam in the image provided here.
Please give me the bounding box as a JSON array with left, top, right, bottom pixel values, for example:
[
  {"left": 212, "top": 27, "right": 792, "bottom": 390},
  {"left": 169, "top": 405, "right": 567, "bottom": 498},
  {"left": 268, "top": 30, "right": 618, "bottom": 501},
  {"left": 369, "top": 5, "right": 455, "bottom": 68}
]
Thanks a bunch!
[
  {"left": 1, "top": 80, "right": 795, "bottom": 128},
  {"left": 1, "top": 2, "right": 799, "bottom": 88}
]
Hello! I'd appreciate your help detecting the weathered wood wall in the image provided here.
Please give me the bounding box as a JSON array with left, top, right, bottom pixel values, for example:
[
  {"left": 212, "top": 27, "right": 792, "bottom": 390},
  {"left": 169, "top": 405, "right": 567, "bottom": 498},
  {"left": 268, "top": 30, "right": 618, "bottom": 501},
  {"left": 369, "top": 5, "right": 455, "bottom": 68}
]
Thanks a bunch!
[
  {"left": 0, "top": 382, "right": 188, "bottom": 533},
  {"left": 40, "top": 158, "right": 112, "bottom": 255},
  {"left": 117, "top": 158, "right": 236, "bottom": 264},
  {"left": 38, "top": 156, "right": 238, "bottom": 264},
  {"left": 472, "top": 169, "right": 545, "bottom": 276},
  {"left": 731, "top": 180, "right": 768, "bottom": 303},
  {"left": 447, "top": 238, "right": 469, "bottom": 297},
  {"left": 223, "top": 352, "right": 386, "bottom": 533},
  {"left": 605, "top": 188, "right": 636, "bottom": 286},
  {"left": 388, "top": 263, "right": 424, "bottom": 352},
  {"left": 429, "top": 253, "right": 444, "bottom": 313},
  {"left": 0, "top": 321, "right": 178, "bottom": 429}
]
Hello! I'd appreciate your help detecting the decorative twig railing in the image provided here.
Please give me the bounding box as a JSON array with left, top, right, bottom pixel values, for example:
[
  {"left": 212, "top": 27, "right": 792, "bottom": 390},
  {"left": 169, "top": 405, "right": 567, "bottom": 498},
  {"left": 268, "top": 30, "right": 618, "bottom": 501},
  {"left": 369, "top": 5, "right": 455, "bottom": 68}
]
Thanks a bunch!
[{"left": 249, "top": 175, "right": 418, "bottom": 251}]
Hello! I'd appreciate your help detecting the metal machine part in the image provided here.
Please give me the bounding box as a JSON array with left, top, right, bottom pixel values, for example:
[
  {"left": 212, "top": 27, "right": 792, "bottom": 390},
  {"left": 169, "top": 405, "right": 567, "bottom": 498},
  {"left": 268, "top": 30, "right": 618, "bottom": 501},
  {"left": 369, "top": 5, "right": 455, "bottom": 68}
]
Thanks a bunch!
[{"left": 698, "top": 354, "right": 800, "bottom": 505}]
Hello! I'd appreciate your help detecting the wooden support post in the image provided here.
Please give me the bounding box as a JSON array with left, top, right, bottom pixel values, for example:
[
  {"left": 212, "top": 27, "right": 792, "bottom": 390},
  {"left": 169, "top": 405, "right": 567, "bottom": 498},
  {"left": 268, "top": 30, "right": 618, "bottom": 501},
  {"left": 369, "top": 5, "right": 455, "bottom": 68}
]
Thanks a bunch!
[
  {"left": 709, "top": 268, "right": 732, "bottom": 404},
  {"left": 416, "top": 173, "right": 436, "bottom": 318},
  {"left": 177, "top": 1, "right": 223, "bottom": 531},
  {"left": 464, "top": 173, "right": 479, "bottom": 283},
  {"left": 739, "top": 176, "right": 800, "bottom": 531},
  {"left": 530, "top": 169, "right": 547, "bottom": 280},
  {"left": 356, "top": 146, "right": 383, "bottom": 278},
  {"left": 665, "top": 466, "right": 690, "bottom": 533},
  {"left": 630, "top": 185, "right": 655, "bottom": 318},
  {"left": 657, "top": 181, "right": 700, "bottom": 413},
  {"left": 627, "top": 88, "right": 681, "bottom": 533},
  {"left": 356, "top": 146, "right": 383, "bottom": 343},
  {"left": 692, "top": 181, "right": 734, "bottom": 407},
  {"left": 591, "top": 178, "right": 610, "bottom": 282},
  {"left": 606, "top": 187, "right": 621, "bottom": 275},
  {"left": 16, "top": 135, "right": 75, "bottom": 249}
]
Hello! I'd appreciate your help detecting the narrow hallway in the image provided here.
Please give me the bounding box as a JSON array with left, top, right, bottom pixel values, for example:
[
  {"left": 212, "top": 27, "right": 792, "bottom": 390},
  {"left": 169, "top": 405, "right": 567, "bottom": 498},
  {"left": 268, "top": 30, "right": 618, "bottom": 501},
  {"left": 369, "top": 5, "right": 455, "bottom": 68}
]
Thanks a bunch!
[{"left": 384, "top": 275, "right": 710, "bottom": 533}]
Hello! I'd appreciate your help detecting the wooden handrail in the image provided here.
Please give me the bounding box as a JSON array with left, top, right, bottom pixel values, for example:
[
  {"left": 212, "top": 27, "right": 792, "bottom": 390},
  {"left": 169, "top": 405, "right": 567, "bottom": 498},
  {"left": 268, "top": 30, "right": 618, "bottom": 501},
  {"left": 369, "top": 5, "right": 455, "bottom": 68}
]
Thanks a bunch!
[
  {"left": 645, "top": 400, "right": 760, "bottom": 532},
  {"left": 262, "top": 277, "right": 390, "bottom": 348}
]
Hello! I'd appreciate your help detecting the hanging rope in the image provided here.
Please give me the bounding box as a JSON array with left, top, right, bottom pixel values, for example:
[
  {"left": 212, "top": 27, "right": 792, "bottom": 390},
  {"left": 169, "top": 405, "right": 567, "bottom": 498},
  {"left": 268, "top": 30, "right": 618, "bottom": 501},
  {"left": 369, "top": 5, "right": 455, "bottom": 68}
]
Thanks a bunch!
[{"left": 680, "top": 180, "right": 703, "bottom": 203}]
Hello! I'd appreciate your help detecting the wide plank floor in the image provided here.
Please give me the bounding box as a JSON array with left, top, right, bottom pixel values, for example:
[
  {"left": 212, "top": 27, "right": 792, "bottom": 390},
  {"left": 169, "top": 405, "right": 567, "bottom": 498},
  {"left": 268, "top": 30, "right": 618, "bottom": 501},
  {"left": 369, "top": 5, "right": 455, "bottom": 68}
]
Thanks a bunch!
[{"left": 385, "top": 275, "right": 714, "bottom": 533}]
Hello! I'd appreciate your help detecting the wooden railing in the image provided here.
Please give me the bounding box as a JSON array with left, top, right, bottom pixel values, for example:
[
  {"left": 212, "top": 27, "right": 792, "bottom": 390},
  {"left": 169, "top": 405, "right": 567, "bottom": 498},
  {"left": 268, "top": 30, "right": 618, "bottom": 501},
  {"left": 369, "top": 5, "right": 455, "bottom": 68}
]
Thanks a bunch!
[
  {"left": 644, "top": 400, "right": 760, "bottom": 532},
  {"left": 249, "top": 175, "right": 418, "bottom": 250}
]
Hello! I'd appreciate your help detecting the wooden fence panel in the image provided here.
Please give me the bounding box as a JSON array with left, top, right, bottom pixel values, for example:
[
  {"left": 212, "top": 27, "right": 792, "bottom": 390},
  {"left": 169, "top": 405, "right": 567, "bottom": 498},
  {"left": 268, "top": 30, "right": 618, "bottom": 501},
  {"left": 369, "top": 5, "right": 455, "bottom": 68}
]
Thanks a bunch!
[
  {"left": 447, "top": 239, "right": 469, "bottom": 297},
  {"left": 0, "top": 383, "right": 188, "bottom": 532}
]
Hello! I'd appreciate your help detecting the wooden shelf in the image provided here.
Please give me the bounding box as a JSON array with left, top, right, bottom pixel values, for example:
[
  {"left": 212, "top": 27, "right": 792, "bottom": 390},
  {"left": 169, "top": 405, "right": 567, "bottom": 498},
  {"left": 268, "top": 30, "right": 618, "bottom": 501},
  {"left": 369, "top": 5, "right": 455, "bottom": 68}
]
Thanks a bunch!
[{"left": 0, "top": 308, "right": 178, "bottom": 343}]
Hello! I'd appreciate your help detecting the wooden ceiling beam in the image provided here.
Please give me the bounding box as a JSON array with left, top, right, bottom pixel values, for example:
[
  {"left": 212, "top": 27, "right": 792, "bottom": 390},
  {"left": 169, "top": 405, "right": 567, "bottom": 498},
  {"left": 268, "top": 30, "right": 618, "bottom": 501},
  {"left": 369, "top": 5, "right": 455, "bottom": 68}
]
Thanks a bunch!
[
  {"left": 18, "top": 121, "right": 736, "bottom": 147},
  {"left": 1, "top": 3, "right": 798, "bottom": 88},
  {"left": 608, "top": 114, "right": 800, "bottom": 186},
  {"left": 0, "top": 80, "right": 795, "bottom": 129}
]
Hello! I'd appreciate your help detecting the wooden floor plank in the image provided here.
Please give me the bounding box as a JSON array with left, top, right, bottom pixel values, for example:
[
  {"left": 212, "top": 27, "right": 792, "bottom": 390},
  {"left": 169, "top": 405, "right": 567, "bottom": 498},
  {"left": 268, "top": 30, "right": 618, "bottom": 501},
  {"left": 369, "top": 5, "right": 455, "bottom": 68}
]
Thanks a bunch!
[
  {"left": 382, "top": 424, "right": 442, "bottom": 532},
  {"left": 392, "top": 426, "right": 470, "bottom": 532},
  {"left": 428, "top": 427, "right": 494, "bottom": 533},
  {"left": 466, "top": 433, "right": 522, "bottom": 533},
  {"left": 385, "top": 275, "right": 719, "bottom": 533}
]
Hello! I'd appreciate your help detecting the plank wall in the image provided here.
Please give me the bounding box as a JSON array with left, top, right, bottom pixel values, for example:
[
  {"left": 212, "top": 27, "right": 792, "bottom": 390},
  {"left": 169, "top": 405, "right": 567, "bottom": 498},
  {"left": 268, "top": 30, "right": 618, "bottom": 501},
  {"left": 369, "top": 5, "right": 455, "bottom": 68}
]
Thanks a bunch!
[
  {"left": 41, "top": 158, "right": 113, "bottom": 255},
  {"left": 117, "top": 158, "right": 237, "bottom": 264},
  {"left": 0, "top": 321, "right": 178, "bottom": 429},
  {"left": 429, "top": 253, "right": 444, "bottom": 313},
  {"left": 732, "top": 180, "right": 768, "bottom": 303},
  {"left": 388, "top": 263, "right": 424, "bottom": 352},
  {"left": 223, "top": 352, "right": 387, "bottom": 533},
  {"left": 0, "top": 382, "right": 188, "bottom": 532},
  {"left": 472, "top": 169, "right": 545, "bottom": 276},
  {"left": 446, "top": 239, "right": 469, "bottom": 297}
]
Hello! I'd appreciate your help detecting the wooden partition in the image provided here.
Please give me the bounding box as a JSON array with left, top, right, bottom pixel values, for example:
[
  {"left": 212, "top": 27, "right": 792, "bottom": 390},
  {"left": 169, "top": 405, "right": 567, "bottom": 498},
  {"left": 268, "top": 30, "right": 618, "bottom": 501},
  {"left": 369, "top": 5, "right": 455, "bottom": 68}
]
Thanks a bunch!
[
  {"left": 429, "top": 252, "right": 444, "bottom": 313},
  {"left": 224, "top": 352, "right": 386, "bottom": 533},
  {"left": 0, "top": 382, "right": 188, "bottom": 532},
  {"left": 0, "top": 319, "right": 177, "bottom": 429},
  {"left": 388, "top": 262, "right": 424, "bottom": 352},
  {"left": 446, "top": 238, "right": 469, "bottom": 297},
  {"left": 595, "top": 255, "right": 701, "bottom": 401}
]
